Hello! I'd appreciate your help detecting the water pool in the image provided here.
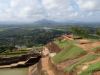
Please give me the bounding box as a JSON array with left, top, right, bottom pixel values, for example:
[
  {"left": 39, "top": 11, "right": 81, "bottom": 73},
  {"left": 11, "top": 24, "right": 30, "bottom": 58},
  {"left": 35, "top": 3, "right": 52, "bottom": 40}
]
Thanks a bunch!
[{"left": 0, "top": 68, "right": 28, "bottom": 75}]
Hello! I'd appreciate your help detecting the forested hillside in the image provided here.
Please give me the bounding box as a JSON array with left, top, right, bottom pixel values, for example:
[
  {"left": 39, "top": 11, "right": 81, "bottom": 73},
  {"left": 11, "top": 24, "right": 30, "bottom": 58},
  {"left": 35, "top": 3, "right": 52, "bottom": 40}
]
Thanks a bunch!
[{"left": 0, "top": 25, "right": 67, "bottom": 53}]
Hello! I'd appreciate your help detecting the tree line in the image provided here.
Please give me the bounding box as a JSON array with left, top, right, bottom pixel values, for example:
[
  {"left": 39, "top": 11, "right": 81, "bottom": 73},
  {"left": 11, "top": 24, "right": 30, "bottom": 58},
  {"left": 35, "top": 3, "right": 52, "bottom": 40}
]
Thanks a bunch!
[
  {"left": 0, "top": 28, "right": 67, "bottom": 53},
  {"left": 69, "top": 26, "right": 100, "bottom": 39}
]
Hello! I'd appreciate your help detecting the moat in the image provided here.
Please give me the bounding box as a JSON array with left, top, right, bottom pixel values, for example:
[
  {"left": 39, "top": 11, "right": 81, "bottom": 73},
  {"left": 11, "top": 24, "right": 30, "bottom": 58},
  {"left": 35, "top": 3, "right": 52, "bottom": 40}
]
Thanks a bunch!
[
  {"left": 0, "top": 68, "right": 28, "bottom": 75},
  {"left": 0, "top": 53, "right": 41, "bottom": 75}
]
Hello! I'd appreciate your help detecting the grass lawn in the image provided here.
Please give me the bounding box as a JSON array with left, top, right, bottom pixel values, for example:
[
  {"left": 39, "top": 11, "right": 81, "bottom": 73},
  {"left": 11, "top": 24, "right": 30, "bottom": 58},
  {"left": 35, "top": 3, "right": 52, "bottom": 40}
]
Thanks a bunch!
[
  {"left": 52, "top": 44, "right": 87, "bottom": 63},
  {"left": 79, "top": 62, "right": 100, "bottom": 75},
  {"left": 65, "top": 54, "right": 99, "bottom": 72},
  {"left": 54, "top": 39, "right": 75, "bottom": 49}
]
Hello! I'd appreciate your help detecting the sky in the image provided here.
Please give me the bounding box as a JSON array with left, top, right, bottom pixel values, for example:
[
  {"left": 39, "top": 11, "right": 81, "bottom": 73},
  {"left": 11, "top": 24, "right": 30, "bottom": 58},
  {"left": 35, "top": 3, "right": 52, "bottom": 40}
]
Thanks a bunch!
[{"left": 0, "top": 0, "right": 100, "bottom": 22}]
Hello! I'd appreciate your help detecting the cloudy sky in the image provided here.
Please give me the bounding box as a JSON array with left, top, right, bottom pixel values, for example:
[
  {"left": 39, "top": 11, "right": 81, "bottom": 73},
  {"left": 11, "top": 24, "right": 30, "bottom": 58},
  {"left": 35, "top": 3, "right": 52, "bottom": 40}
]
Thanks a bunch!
[{"left": 0, "top": 0, "right": 100, "bottom": 22}]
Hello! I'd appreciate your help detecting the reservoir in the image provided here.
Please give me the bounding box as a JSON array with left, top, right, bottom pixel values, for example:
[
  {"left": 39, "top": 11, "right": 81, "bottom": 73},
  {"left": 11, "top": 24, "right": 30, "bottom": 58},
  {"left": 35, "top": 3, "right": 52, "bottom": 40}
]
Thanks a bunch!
[{"left": 0, "top": 68, "right": 28, "bottom": 75}]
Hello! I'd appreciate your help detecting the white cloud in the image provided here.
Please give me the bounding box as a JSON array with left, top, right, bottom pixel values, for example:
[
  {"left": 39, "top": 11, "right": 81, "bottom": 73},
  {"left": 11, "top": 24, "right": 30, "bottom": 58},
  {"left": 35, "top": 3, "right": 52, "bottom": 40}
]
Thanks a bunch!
[
  {"left": 10, "top": 0, "right": 20, "bottom": 7},
  {"left": 18, "top": 6, "right": 32, "bottom": 17},
  {"left": 88, "top": 12, "right": 93, "bottom": 16},
  {"left": 69, "top": 12, "right": 78, "bottom": 17},
  {"left": 42, "top": 0, "right": 78, "bottom": 20},
  {"left": 0, "top": 0, "right": 45, "bottom": 21},
  {"left": 76, "top": 0, "right": 100, "bottom": 11},
  {"left": 0, "top": 0, "right": 100, "bottom": 22}
]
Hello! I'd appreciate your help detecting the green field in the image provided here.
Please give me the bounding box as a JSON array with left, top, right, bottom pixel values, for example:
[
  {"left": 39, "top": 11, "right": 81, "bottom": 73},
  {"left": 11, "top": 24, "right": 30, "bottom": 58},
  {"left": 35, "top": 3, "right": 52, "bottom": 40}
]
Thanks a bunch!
[
  {"left": 80, "top": 62, "right": 100, "bottom": 75},
  {"left": 0, "top": 46, "right": 42, "bottom": 57},
  {"left": 65, "top": 54, "right": 99, "bottom": 72},
  {"left": 53, "top": 40, "right": 87, "bottom": 63},
  {"left": 54, "top": 39, "right": 75, "bottom": 49},
  {"left": 0, "top": 49, "right": 30, "bottom": 57}
]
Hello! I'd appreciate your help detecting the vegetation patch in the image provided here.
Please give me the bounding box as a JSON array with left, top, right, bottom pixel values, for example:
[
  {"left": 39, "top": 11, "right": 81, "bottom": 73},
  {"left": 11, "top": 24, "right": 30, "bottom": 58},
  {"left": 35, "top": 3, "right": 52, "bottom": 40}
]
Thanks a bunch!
[
  {"left": 70, "top": 26, "right": 100, "bottom": 39},
  {"left": 79, "top": 62, "right": 100, "bottom": 75},
  {"left": 65, "top": 54, "right": 99, "bottom": 72},
  {"left": 52, "top": 44, "right": 86, "bottom": 63},
  {"left": 54, "top": 39, "right": 75, "bottom": 49},
  {"left": 0, "top": 49, "right": 29, "bottom": 57},
  {"left": 92, "top": 46, "right": 100, "bottom": 53}
]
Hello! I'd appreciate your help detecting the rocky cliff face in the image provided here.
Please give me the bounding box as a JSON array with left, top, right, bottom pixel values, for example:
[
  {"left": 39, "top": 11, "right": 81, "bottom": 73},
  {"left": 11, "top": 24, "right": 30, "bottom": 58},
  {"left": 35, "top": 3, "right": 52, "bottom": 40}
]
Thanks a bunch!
[
  {"left": 46, "top": 42, "right": 61, "bottom": 53},
  {"left": 29, "top": 45, "right": 69, "bottom": 75},
  {"left": 29, "top": 57, "right": 67, "bottom": 75}
]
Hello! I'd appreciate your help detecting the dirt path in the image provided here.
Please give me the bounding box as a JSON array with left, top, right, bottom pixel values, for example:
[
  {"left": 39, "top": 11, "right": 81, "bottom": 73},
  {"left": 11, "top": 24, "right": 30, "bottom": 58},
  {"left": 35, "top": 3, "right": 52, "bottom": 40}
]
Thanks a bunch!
[
  {"left": 62, "top": 35, "right": 74, "bottom": 41},
  {"left": 41, "top": 47, "right": 56, "bottom": 75},
  {"left": 63, "top": 35, "right": 100, "bottom": 54},
  {"left": 76, "top": 41, "right": 100, "bottom": 54},
  {"left": 41, "top": 56, "right": 56, "bottom": 75},
  {"left": 76, "top": 44, "right": 95, "bottom": 54}
]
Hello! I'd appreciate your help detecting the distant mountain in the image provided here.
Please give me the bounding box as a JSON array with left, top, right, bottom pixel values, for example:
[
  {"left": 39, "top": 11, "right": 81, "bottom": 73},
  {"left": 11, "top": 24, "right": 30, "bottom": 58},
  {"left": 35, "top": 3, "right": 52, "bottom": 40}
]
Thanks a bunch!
[
  {"left": 0, "top": 19, "right": 64, "bottom": 27},
  {"left": 33, "top": 19, "right": 62, "bottom": 26},
  {"left": 0, "top": 19, "right": 100, "bottom": 28}
]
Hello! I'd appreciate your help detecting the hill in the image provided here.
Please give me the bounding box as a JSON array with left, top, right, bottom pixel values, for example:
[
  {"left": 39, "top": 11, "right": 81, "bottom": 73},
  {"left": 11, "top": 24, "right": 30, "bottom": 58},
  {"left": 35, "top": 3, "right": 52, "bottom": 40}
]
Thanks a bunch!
[{"left": 46, "top": 34, "right": 100, "bottom": 75}]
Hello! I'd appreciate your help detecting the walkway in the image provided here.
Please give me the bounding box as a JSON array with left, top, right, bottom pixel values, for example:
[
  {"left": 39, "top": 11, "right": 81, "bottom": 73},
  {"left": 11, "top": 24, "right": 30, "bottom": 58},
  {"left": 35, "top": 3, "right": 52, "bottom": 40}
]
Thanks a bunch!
[{"left": 41, "top": 56, "right": 56, "bottom": 75}]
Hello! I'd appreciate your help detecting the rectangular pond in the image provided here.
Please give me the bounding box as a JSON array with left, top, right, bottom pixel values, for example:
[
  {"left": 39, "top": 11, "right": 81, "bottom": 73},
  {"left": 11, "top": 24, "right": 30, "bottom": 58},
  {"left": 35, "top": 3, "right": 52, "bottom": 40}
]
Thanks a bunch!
[{"left": 0, "top": 68, "right": 28, "bottom": 75}]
